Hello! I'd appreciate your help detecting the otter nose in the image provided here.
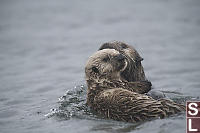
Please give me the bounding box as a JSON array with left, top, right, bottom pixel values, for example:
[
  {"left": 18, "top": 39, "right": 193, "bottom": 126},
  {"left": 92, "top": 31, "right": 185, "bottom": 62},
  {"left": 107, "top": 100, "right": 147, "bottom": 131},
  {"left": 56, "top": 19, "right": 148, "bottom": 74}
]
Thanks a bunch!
[{"left": 115, "top": 54, "right": 125, "bottom": 61}]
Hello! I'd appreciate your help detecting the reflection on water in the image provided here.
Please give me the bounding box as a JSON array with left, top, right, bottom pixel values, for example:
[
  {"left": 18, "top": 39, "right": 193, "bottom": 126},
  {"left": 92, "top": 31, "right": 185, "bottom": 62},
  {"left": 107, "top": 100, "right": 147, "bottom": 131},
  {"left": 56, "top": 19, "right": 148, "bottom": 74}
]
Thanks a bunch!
[{"left": 0, "top": 0, "right": 200, "bottom": 133}]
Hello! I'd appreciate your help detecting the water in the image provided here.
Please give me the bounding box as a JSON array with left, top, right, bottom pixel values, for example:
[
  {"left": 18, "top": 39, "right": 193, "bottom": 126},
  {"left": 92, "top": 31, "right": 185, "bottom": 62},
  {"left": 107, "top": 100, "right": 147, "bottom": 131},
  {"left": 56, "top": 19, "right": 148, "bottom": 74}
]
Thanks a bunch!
[{"left": 0, "top": 0, "right": 200, "bottom": 133}]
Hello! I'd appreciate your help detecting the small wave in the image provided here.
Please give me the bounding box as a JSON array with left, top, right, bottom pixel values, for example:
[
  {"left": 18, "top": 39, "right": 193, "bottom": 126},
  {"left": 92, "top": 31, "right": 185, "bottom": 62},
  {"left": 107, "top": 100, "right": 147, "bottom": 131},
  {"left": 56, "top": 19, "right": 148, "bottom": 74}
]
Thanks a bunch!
[
  {"left": 160, "top": 90, "right": 199, "bottom": 104},
  {"left": 148, "top": 89, "right": 199, "bottom": 104},
  {"left": 45, "top": 85, "right": 94, "bottom": 120}
]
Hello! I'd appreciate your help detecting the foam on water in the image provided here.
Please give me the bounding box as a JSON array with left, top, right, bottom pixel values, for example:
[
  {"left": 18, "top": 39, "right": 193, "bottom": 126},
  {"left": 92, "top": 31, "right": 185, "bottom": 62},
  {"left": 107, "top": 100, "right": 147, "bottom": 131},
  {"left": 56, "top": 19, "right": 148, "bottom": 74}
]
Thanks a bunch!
[{"left": 45, "top": 85, "right": 94, "bottom": 120}]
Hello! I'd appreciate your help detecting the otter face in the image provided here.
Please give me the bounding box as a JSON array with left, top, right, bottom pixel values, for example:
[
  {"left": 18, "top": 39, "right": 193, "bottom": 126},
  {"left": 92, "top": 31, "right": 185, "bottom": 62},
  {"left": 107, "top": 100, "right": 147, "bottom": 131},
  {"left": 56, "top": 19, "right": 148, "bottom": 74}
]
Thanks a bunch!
[
  {"left": 85, "top": 49, "right": 127, "bottom": 81},
  {"left": 98, "top": 41, "right": 146, "bottom": 81}
]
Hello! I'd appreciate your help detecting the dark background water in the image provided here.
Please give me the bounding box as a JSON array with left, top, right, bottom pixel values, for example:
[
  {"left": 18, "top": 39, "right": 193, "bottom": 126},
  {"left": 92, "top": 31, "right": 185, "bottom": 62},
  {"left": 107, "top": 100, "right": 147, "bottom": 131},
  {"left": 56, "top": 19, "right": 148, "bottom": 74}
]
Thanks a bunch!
[{"left": 0, "top": 0, "right": 200, "bottom": 133}]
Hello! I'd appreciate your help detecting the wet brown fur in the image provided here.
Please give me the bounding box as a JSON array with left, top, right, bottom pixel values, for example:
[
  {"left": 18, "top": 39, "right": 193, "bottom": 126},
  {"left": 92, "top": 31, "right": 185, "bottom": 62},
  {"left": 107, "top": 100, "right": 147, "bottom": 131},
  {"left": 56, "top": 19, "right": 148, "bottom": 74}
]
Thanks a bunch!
[
  {"left": 85, "top": 49, "right": 185, "bottom": 123},
  {"left": 99, "top": 41, "right": 146, "bottom": 82}
]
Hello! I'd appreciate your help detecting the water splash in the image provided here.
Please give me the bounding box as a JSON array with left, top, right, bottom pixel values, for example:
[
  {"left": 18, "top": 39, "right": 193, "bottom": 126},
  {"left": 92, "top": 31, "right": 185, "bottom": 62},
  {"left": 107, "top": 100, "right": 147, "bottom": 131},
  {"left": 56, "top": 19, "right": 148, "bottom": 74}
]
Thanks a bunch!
[{"left": 45, "top": 85, "right": 94, "bottom": 120}]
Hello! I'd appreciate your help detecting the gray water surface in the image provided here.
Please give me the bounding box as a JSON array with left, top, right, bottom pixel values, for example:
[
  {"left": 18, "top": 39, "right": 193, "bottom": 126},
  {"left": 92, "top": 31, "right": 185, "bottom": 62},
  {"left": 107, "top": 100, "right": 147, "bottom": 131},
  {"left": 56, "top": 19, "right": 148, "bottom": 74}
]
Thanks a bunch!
[{"left": 0, "top": 0, "right": 200, "bottom": 133}]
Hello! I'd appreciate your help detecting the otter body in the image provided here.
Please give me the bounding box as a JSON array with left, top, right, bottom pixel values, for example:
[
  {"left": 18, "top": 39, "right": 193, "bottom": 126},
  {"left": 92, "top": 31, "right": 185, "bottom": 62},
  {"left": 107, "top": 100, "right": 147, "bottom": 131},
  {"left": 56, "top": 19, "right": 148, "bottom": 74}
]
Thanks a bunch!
[
  {"left": 88, "top": 85, "right": 185, "bottom": 122},
  {"left": 85, "top": 48, "right": 185, "bottom": 123}
]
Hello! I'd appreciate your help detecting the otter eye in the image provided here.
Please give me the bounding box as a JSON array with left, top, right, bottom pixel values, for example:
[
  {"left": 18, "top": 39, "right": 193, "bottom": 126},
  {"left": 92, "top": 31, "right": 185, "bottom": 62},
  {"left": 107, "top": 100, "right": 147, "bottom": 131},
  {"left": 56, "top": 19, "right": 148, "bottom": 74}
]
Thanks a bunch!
[
  {"left": 102, "top": 56, "right": 109, "bottom": 62},
  {"left": 92, "top": 66, "right": 99, "bottom": 73}
]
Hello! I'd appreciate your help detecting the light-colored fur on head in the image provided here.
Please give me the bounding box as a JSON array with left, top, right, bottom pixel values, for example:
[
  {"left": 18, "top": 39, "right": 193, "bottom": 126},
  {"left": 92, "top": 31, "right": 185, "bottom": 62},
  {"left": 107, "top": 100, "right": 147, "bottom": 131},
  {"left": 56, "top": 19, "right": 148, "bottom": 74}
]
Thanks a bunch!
[
  {"left": 99, "top": 41, "right": 145, "bottom": 82},
  {"left": 85, "top": 49, "right": 127, "bottom": 83}
]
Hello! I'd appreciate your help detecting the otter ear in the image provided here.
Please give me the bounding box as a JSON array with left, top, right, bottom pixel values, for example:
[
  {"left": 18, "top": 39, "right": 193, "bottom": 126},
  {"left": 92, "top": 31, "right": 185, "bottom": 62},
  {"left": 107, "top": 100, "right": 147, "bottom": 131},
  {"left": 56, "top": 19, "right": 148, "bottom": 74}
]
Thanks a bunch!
[{"left": 92, "top": 66, "right": 99, "bottom": 73}]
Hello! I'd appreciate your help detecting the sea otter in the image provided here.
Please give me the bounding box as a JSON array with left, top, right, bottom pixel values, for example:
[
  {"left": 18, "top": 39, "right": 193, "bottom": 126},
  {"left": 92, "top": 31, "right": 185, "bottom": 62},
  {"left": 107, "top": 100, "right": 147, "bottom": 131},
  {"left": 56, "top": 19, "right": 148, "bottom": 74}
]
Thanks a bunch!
[
  {"left": 99, "top": 41, "right": 146, "bottom": 82},
  {"left": 99, "top": 41, "right": 164, "bottom": 99},
  {"left": 85, "top": 49, "right": 185, "bottom": 123}
]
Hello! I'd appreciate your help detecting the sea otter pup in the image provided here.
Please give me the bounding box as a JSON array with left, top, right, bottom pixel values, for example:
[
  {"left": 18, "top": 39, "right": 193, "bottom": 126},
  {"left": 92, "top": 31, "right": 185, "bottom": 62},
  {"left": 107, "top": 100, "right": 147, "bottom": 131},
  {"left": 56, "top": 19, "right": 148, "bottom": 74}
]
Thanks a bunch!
[
  {"left": 85, "top": 49, "right": 185, "bottom": 123},
  {"left": 99, "top": 41, "right": 146, "bottom": 82}
]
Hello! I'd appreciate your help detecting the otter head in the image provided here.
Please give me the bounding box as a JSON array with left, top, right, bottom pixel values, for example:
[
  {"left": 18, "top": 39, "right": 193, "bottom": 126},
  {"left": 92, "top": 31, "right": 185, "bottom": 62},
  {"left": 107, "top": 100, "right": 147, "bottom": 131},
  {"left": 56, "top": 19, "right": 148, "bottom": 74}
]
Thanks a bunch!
[
  {"left": 99, "top": 41, "right": 145, "bottom": 81},
  {"left": 85, "top": 49, "right": 127, "bottom": 82},
  {"left": 99, "top": 41, "right": 143, "bottom": 63}
]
